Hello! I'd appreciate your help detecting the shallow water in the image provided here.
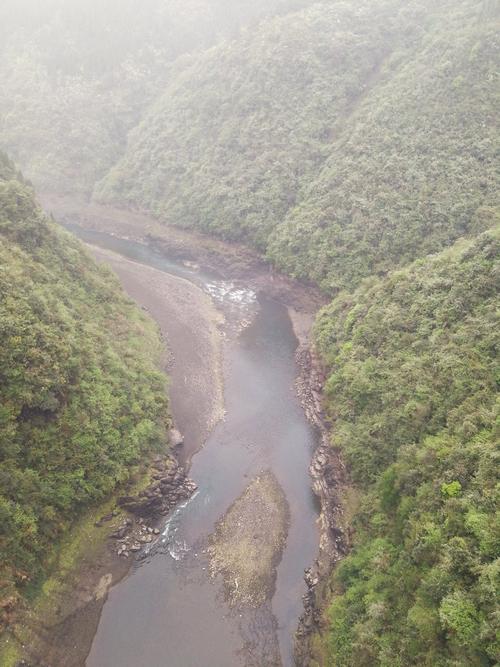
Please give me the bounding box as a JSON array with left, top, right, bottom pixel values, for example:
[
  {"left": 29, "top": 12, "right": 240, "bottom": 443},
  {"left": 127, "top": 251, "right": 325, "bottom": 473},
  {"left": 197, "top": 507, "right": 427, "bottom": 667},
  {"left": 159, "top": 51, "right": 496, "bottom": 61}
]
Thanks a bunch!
[{"left": 66, "top": 225, "right": 319, "bottom": 667}]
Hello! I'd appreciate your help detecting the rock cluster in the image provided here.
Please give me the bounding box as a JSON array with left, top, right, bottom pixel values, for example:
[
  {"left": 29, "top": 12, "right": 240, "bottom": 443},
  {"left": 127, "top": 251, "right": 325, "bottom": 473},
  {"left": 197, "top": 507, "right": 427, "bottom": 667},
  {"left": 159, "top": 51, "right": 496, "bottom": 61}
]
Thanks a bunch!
[
  {"left": 95, "top": 456, "right": 197, "bottom": 559},
  {"left": 293, "top": 342, "right": 351, "bottom": 659},
  {"left": 94, "top": 510, "right": 119, "bottom": 527},
  {"left": 117, "top": 456, "right": 197, "bottom": 519},
  {"left": 111, "top": 519, "right": 162, "bottom": 559},
  {"left": 296, "top": 567, "right": 321, "bottom": 638},
  {"left": 294, "top": 344, "right": 348, "bottom": 557},
  {"left": 295, "top": 344, "right": 326, "bottom": 428}
]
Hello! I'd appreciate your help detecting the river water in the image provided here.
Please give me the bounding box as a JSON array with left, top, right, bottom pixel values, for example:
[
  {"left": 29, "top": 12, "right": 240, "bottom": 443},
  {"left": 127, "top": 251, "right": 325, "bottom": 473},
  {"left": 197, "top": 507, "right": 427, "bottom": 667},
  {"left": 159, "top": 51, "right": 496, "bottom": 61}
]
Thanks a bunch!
[{"left": 66, "top": 226, "right": 319, "bottom": 667}]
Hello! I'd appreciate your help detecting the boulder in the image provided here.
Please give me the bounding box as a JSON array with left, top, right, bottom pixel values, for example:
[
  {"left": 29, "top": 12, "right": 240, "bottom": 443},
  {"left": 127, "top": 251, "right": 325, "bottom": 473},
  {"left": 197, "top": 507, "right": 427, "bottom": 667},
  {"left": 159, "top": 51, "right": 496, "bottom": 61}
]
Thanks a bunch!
[{"left": 169, "top": 428, "right": 184, "bottom": 447}]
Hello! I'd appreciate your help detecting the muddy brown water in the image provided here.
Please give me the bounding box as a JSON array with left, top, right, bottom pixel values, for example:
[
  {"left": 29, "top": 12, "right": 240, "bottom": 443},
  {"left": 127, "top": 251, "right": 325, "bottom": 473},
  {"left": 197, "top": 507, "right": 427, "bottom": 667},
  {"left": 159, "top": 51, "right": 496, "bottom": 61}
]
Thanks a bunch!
[{"left": 66, "top": 226, "right": 319, "bottom": 667}]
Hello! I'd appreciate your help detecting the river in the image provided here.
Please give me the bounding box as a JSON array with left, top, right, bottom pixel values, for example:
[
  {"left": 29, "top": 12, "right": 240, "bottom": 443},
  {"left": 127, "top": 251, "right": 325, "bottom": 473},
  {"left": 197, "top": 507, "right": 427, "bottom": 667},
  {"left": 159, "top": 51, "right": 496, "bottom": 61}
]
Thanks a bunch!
[{"left": 66, "top": 225, "right": 320, "bottom": 667}]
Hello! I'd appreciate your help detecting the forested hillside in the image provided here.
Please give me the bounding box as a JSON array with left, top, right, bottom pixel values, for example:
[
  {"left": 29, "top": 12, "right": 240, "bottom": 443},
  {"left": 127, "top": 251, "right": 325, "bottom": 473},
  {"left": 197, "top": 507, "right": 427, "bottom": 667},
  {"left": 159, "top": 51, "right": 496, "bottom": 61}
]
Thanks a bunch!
[
  {"left": 269, "top": 0, "right": 499, "bottom": 291},
  {"left": 0, "top": 0, "right": 498, "bottom": 664},
  {"left": 314, "top": 230, "right": 499, "bottom": 665},
  {"left": 0, "top": 0, "right": 313, "bottom": 195},
  {"left": 93, "top": 1, "right": 499, "bottom": 662},
  {"left": 95, "top": 0, "right": 398, "bottom": 246},
  {"left": 97, "top": 0, "right": 498, "bottom": 291},
  {"left": 0, "top": 152, "right": 168, "bottom": 608},
  {"left": 2, "top": 0, "right": 496, "bottom": 291}
]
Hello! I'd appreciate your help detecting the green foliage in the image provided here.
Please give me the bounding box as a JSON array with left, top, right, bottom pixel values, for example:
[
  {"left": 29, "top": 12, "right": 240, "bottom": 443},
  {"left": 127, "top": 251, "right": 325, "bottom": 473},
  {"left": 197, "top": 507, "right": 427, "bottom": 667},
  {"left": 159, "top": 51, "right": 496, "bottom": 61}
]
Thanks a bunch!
[
  {"left": 441, "top": 481, "right": 462, "bottom": 498},
  {"left": 439, "top": 591, "right": 480, "bottom": 646},
  {"left": 0, "top": 0, "right": 314, "bottom": 195},
  {"left": 96, "top": 0, "right": 397, "bottom": 250},
  {"left": 0, "top": 153, "right": 169, "bottom": 601},
  {"left": 0, "top": 2, "right": 498, "bottom": 661},
  {"left": 315, "top": 231, "right": 499, "bottom": 665},
  {"left": 97, "top": 0, "right": 498, "bottom": 292},
  {"left": 268, "top": 0, "right": 499, "bottom": 291}
]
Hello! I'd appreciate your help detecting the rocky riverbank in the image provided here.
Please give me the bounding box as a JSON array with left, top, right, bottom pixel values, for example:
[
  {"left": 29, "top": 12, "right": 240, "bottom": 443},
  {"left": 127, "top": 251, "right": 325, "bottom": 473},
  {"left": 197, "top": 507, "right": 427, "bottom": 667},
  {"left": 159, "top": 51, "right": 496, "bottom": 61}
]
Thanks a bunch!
[
  {"left": 38, "top": 195, "right": 351, "bottom": 667},
  {"left": 0, "top": 225, "right": 225, "bottom": 667},
  {"left": 291, "top": 318, "right": 353, "bottom": 666},
  {"left": 0, "top": 449, "right": 200, "bottom": 667},
  {"left": 107, "top": 454, "right": 197, "bottom": 560}
]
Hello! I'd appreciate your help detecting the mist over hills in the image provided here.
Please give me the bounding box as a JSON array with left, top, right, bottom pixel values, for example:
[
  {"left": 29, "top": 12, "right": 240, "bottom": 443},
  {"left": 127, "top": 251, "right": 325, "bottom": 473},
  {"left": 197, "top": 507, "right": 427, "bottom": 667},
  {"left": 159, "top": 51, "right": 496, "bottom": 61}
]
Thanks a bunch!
[
  {"left": 0, "top": 1, "right": 498, "bottom": 664},
  {"left": 96, "top": 0, "right": 498, "bottom": 292},
  {"left": 0, "top": 0, "right": 314, "bottom": 194},
  {"left": 0, "top": 151, "right": 168, "bottom": 613}
]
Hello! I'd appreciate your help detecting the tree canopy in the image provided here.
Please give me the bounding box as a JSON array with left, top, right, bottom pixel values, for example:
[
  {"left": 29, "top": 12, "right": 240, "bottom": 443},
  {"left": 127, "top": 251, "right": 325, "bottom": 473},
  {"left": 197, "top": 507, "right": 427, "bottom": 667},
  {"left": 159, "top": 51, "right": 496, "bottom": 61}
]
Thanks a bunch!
[
  {"left": 95, "top": 0, "right": 498, "bottom": 292},
  {"left": 314, "top": 230, "right": 499, "bottom": 665},
  {"left": 0, "top": 152, "right": 169, "bottom": 604}
]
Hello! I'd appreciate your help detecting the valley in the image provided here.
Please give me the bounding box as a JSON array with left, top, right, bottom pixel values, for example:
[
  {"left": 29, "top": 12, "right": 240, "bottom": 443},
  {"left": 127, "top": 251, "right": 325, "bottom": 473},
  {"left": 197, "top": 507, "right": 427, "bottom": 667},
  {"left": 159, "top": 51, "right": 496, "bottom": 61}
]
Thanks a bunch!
[
  {"left": 69, "top": 211, "right": 322, "bottom": 666},
  {"left": 0, "top": 2, "right": 498, "bottom": 665}
]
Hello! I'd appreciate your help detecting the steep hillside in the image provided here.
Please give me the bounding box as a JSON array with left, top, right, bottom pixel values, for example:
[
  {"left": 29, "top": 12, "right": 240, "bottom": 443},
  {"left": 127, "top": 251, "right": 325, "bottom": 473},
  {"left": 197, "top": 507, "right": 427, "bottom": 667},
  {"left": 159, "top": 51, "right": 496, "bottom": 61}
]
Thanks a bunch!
[
  {"left": 96, "top": 0, "right": 398, "bottom": 248},
  {"left": 269, "top": 0, "right": 499, "bottom": 291},
  {"left": 313, "top": 229, "right": 499, "bottom": 665},
  {"left": 98, "top": 0, "right": 498, "bottom": 291},
  {"left": 0, "top": 0, "right": 313, "bottom": 195},
  {"left": 0, "top": 1, "right": 498, "bottom": 663},
  {"left": 0, "top": 152, "right": 168, "bottom": 607}
]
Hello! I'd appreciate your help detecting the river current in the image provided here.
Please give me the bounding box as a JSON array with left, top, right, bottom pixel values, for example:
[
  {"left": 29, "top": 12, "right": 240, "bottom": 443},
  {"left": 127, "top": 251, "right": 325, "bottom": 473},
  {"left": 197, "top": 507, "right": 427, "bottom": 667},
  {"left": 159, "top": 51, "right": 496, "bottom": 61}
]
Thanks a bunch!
[{"left": 66, "top": 226, "right": 319, "bottom": 667}]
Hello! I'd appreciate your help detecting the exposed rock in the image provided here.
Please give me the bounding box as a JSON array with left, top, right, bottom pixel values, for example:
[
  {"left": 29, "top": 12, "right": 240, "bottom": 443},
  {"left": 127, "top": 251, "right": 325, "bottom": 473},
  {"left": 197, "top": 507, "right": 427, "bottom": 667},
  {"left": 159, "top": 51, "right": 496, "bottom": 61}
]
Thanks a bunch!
[
  {"left": 110, "top": 527, "right": 127, "bottom": 539},
  {"left": 169, "top": 428, "right": 184, "bottom": 447},
  {"left": 208, "top": 471, "right": 289, "bottom": 608},
  {"left": 94, "top": 512, "right": 116, "bottom": 527},
  {"left": 110, "top": 455, "right": 197, "bottom": 560},
  {"left": 94, "top": 573, "right": 113, "bottom": 601},
  {"left": 116, "top": 456, "right": 195, "bottom": 520},
  {"left": 293, "top": 343, "right": 352, "bottom": 663}
]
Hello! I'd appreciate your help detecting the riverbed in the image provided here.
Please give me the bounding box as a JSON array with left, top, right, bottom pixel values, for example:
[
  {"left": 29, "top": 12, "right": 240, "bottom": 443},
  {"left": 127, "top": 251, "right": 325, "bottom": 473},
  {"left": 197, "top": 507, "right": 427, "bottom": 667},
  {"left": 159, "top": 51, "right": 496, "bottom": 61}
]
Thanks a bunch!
[{"left": 65, "top": 223, "right": 320, "bottom": 666}]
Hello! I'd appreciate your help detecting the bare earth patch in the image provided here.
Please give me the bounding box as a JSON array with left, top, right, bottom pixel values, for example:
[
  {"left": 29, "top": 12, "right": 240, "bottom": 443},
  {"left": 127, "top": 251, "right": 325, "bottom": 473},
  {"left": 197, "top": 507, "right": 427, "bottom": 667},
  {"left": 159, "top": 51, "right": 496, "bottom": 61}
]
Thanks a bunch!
[{"left": 208, "top": 471, "right": 289, "bottom": 608}]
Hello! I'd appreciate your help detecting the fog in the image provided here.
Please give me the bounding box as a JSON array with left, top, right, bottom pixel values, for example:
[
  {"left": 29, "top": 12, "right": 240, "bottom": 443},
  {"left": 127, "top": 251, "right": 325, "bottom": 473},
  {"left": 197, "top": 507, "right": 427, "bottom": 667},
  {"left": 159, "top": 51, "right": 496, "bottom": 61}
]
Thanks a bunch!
[
  {"left": 0, "top": 0, "right": 312, "bottom": 69},
  {"left": 0, "top": 0, "right": 315, "bottom": 195},
  {"left": 1, "top": 1, "right": 497, "bottom": 666}
]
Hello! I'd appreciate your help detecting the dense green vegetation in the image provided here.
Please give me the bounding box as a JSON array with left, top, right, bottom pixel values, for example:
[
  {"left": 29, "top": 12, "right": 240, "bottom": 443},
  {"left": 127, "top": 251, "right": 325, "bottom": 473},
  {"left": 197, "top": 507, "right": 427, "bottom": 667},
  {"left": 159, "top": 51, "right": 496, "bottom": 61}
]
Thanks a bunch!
[
  {"left": 0, "top": 1, "right": 498, "bottom": 664},
  {"left": 96, "top": 0, "right": 396, "bottom": 247},
  {"left": 97, "top": 0, "right": 498, "bottom": 291},
  {"left": 0, "top": 152, "right": 169, "bottom": 607},
  {"left": 270, "top": 0, "right": 499, "bottom": 291},
  {"left": 3, "top": 0, "right": 496, "bottom": 291},
  {"left": 0, "top": 0, "right": 313, "bottom": 195},
  {"left": 314, "top": 230, "right": 499, "bottom": 665}
]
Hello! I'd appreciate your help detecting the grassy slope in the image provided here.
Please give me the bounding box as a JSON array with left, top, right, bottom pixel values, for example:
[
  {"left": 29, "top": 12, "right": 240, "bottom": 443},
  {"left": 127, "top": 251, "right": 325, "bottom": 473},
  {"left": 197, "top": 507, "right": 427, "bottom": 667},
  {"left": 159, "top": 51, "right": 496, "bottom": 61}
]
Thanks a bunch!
[{"left": 0, "top": 152, "right": 169, "bottom": 614}]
